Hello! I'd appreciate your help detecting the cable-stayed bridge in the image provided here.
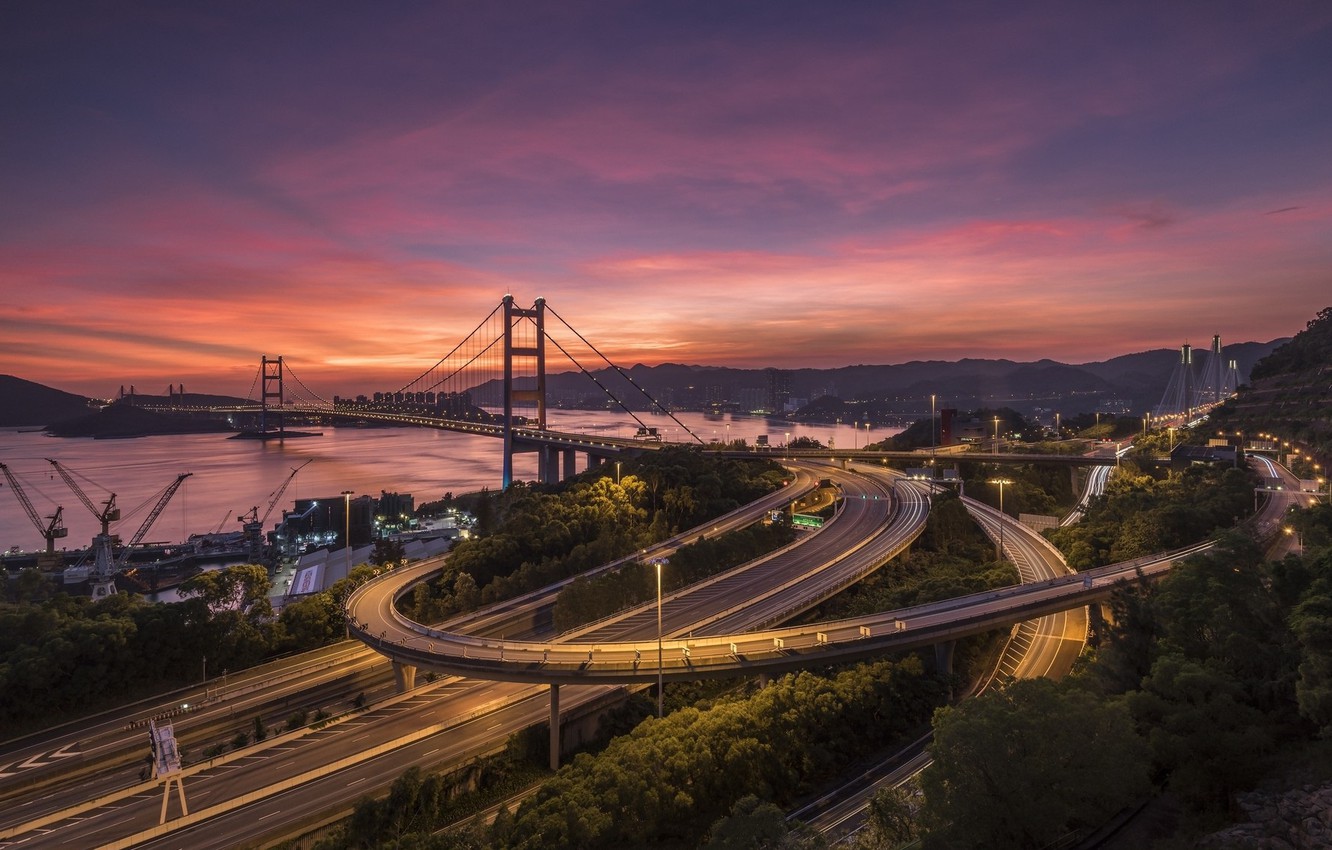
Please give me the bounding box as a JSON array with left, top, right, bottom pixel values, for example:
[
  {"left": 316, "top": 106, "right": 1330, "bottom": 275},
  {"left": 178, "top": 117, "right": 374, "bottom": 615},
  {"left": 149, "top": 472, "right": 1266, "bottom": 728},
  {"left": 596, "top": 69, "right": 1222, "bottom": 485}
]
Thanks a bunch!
[{"left": 1154, "top": 334, "right": 1241, "bottom": 423}]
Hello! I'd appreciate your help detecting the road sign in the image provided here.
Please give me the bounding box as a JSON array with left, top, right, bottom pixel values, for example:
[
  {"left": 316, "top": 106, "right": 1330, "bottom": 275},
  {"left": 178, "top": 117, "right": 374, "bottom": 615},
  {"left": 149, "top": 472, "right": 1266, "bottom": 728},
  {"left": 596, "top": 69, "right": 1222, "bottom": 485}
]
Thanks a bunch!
[{"left": 792, "top": 513, "right": 824, "bottom": 528}]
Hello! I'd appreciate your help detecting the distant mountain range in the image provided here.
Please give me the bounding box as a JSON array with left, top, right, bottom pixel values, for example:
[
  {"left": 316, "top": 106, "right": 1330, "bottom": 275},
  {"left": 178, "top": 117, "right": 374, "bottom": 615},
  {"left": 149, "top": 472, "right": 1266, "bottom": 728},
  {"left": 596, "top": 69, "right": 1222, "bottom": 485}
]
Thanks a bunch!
[
  {"left": 527, "top": 340, "right": 1286, "bottom": 419},
  {"left": 0, "top": 338, "right": 1289, "bottom": 430}
]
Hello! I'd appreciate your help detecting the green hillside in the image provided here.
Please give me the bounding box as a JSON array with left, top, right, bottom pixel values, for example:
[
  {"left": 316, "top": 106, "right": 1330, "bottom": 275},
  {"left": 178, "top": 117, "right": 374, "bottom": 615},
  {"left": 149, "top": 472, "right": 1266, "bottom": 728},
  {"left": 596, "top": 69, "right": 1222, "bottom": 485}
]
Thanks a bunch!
[{"left": 1212, "top": 307, "right": 1332, "bottom": 455}]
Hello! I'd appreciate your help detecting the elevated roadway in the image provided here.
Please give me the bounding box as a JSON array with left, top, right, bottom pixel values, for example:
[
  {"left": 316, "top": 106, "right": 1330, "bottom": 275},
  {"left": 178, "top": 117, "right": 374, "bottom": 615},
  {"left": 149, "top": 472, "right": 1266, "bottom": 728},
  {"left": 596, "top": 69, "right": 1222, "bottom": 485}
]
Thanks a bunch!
[{"left": 346, "top": 456, "right": 1292, "bottom": 686}]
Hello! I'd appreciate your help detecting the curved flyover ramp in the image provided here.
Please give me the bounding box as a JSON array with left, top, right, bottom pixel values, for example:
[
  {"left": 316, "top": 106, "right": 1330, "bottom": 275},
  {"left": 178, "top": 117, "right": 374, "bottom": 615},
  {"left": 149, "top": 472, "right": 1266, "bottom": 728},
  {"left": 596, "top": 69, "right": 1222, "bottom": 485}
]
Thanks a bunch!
[{"left": 348, "top": 465, "right": 931, "bottom": 684}]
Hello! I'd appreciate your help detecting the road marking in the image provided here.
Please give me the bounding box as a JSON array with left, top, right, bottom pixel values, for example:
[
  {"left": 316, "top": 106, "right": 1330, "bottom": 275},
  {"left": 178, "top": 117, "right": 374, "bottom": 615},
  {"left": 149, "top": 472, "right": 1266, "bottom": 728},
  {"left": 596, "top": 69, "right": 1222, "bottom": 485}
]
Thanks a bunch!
[
  {"left": 346, "top": 777, "right": 365, "bottom": 786},
  {"left": 258, "top": 809, "right": 281, "bottom": 820}
]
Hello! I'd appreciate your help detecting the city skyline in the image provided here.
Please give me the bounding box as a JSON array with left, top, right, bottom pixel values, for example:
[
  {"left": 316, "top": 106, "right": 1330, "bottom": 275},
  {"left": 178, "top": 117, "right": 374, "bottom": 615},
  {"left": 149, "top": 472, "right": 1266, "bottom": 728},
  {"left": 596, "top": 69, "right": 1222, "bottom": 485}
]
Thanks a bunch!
[{"left": 3, "top": 2, "right": 1330, "bottom": 397}]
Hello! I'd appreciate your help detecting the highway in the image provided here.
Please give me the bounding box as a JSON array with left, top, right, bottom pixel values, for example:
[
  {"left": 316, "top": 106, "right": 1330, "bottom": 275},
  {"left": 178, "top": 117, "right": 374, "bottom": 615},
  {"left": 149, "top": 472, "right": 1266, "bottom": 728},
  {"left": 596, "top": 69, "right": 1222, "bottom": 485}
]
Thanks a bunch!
[{"left": 1, "top": 463, "right": 928, "bottom": 849}]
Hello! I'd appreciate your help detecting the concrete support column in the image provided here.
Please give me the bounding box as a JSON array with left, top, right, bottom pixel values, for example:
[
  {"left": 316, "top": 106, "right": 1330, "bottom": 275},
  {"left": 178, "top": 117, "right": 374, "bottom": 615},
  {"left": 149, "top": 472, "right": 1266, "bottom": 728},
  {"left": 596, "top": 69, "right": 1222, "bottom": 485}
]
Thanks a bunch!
[
  {"left": 1087, "top": 601, "right": 1106, "bottom": 644},
  {"left": 933, "top": 641, "right": 955, "bottom": 677},
  {"left": 549, "top": 683, "right": 561, "bottom": 771},
  {"left": 392, "top": 661, "right": 417, "bottom": 693},
  {"left": 757, "top": 673, "right": 772, "bottom": 688},
  {"left": 539, "top": 446, "right": 561, "bottom": 485},
  {"left": 562, "top": 449, "right": 577, "bottom": 479},
  {"left": 588, "top": 454, "right": 605, "bottom": 469}
]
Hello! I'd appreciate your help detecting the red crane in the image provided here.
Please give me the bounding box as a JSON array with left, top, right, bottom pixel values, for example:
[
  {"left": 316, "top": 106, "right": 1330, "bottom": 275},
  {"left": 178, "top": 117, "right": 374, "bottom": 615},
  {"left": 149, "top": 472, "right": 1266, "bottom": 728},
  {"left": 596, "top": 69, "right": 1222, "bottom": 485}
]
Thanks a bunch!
[{"left": 0, "top": 462, "right": 68, "bottom": 565}]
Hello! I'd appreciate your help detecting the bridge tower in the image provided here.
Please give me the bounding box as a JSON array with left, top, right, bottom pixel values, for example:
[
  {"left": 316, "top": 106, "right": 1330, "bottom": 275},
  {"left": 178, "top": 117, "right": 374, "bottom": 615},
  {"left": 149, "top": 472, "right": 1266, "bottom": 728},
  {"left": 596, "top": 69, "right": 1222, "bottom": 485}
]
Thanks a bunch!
[
  {"left": 1181, "top": 343, "right": 1192, "bottom": 421},
  {"left": 502, "top": 297, "right": 547, "bottom": 488},
  {"left": 261, "top": 355, "right": 285, "bottom": 439}
]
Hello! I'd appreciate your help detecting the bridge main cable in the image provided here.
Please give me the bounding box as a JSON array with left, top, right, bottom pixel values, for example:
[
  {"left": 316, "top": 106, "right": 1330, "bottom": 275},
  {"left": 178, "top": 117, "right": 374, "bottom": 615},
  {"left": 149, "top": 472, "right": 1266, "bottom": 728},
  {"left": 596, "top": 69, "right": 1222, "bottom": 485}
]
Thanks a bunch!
[{"left": 545, "top": 302, "right": 704, "bottom": 445}]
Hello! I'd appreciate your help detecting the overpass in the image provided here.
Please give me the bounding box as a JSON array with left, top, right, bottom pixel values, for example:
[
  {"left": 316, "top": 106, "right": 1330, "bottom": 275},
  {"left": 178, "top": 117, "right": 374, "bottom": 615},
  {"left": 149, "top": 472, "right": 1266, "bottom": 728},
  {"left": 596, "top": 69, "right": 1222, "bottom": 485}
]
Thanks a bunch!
[{"left": 347, "top": 455, "right": 1296, "bottom": 687}]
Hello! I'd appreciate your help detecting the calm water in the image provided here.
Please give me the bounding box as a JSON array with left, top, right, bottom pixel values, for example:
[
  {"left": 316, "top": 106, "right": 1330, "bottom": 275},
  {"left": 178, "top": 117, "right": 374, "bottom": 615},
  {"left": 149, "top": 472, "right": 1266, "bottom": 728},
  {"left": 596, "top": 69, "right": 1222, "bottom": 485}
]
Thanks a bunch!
[{"left": 0, "top": 411, "right": 898, "bottom": 553}]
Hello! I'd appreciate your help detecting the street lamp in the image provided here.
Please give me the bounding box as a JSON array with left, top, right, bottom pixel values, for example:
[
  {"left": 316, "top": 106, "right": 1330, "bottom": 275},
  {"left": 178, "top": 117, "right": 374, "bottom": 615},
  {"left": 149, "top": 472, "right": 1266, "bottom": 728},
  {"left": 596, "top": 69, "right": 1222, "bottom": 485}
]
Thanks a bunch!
[
  {"left": 1284, "top": 526, "right": 1303, "bottom": 554},
  {"left": 342, "top": 491, "right": 354, "bottom": 578},
  {"left": 987, "top": 479, "right": 1013, "bottom": 561},
  {"left": 863, "top": 422, "right": 870, "bottom": 449},
  {"left": 930, "top": 394, "right": 937, "bottom": 462},
  {"left": 1054, "top": 412, "right": 1060, "bottom": 440},
  {"left": 993, "top": 417, "right": 1001, "bottom": 453},
  {"left": 649, "top": 557, "right": 669, "bottom": 718}
]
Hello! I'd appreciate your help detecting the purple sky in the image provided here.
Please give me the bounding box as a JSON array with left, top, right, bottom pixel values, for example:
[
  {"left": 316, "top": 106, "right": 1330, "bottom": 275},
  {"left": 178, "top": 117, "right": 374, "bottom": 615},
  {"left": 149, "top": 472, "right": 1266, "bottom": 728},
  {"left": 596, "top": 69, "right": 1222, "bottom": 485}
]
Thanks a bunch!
[{"left": 2, "top": 1, "right": 1330, "bottom": 397}]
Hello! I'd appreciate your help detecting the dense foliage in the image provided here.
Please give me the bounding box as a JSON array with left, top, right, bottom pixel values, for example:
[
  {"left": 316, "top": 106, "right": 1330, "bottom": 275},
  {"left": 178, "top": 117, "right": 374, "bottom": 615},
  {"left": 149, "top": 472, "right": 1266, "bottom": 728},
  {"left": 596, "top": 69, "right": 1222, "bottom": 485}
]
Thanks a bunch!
[
  {"left": 403, "top": 449, "right": 788, "bottom": 623},
  {"left": 335, "top": 657, "right": 943, "bottom": 850},
  {"left": 919, "top": 679, "right": 1150, "bottom": 849},
  {"left": 0, "top": 562, "right": 381, "bottom": 726},
  {"left": 1045, "top": 463, "right": 1256, "bottom": 570}
]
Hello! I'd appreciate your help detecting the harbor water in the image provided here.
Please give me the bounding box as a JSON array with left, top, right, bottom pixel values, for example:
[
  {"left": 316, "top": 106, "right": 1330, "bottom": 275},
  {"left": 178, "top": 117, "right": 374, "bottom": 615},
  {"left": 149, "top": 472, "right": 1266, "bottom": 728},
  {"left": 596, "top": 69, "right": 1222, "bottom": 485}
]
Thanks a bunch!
[{"left": 0, "top": 410, "right": 901, "bottom": 555}]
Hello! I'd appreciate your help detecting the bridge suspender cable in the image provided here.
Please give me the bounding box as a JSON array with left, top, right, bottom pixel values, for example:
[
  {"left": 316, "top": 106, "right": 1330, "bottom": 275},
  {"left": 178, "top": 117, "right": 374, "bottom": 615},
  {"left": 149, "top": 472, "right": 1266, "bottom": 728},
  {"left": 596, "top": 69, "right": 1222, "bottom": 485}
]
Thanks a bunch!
[
  {"left": 391, "top": 302, "right": 505, "bottom": 397},
  {"left": 280, "top": 361, "right": 331, "bottom": 408},
  {"left": 544, "top": 303, "right": 704, "bottom": 445}
]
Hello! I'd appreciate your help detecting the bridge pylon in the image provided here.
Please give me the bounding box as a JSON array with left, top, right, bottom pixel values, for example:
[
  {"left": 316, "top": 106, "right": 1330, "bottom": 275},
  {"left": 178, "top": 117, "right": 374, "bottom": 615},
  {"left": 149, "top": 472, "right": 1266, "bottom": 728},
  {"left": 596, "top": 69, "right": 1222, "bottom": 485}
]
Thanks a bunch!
[
  {"left": 261, "top": 355, "right": 285, "bottom": 439},
  {"left": 502, "top": 296, "right": 547, "bottom": 488}
]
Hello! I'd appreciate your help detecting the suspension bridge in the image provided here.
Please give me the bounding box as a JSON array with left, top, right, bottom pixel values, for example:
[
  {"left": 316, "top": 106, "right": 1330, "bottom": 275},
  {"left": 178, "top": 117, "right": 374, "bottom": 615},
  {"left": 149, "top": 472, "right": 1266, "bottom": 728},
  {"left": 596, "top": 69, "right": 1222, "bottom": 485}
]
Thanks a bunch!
[{"left": 222, "top": 295, "right": 704, "bottom": 488}]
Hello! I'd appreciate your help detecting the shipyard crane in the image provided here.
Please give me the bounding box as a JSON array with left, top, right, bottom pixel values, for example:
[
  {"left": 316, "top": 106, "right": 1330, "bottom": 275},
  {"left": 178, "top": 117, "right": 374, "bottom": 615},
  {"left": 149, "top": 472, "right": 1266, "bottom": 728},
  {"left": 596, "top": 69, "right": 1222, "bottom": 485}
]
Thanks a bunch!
[
  {"left": 239, "top": 459, "right": 312, "bottom": 563},
  {"left": 211, "top": 510, "right": 233, "bottom": 535},
  {"left": 114, "top": 472, "right": 193, "bottom": 570},
  {"left": 47, "top": 459, "right": 120, "bottom": 537},
  {"left": 54, "top": 469, "right": 192, "bottom": 599},
  {"left": 1, "top": 462, "right": 68, "bottom": 570}
]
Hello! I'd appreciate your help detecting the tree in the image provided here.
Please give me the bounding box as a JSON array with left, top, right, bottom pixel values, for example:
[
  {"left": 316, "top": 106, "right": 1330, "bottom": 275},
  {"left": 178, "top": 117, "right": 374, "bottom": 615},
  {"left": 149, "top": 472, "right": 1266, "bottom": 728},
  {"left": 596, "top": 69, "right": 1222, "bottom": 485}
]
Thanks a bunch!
[
  {"left": 703, "top": 794, "right": 825, "bottom": 849},
  {"left": 920, "top": 678, "right": 1149, "bottom": 849},
  {"left": 702, "top": 795, "right": 789, "bottom": 849},
  {"left": 372, "top": 537, "right": 407, "bottom": 568},
  {"left": 1126, "top": 653, "right": 1272, "bottom": 811},
  {"left": 179, "top": 563, "right": 272, "bottom": 617},
  {"left": 1290, "top": 588, "right": 1332, "bottom": 734}
]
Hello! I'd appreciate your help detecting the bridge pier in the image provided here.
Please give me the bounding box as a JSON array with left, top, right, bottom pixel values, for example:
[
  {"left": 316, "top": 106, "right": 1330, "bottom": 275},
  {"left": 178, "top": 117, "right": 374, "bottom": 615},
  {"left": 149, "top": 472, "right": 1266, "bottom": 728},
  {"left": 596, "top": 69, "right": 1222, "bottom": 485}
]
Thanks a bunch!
[
  {"left": 563, "top": 449, "right": 577, "bottom": 480},
  {"left": 549, "top": 683, "right": 561, "bottom": 771},
  {"left": 933, "top": 641, "right": 955, "bottom": 677},
  {"left": 933, "top": 641, "right": 957, "bottom": 701},
  {"left": 392, "top": 661, "right": 417, "bottom": 693},
  {"left": 1087, "top": 600, "right": 1106, "bottom": 644},
  {"left": 538, "top": 446, "right": 561, "bottom": 485}
]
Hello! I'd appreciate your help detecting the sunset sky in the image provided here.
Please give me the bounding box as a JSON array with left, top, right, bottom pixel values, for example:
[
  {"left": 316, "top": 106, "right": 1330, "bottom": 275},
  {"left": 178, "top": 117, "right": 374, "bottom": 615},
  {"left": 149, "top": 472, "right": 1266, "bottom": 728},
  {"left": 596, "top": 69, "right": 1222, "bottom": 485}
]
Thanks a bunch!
[{"left": 3, "top": 2, "right": 1330, "bottom": 398}]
